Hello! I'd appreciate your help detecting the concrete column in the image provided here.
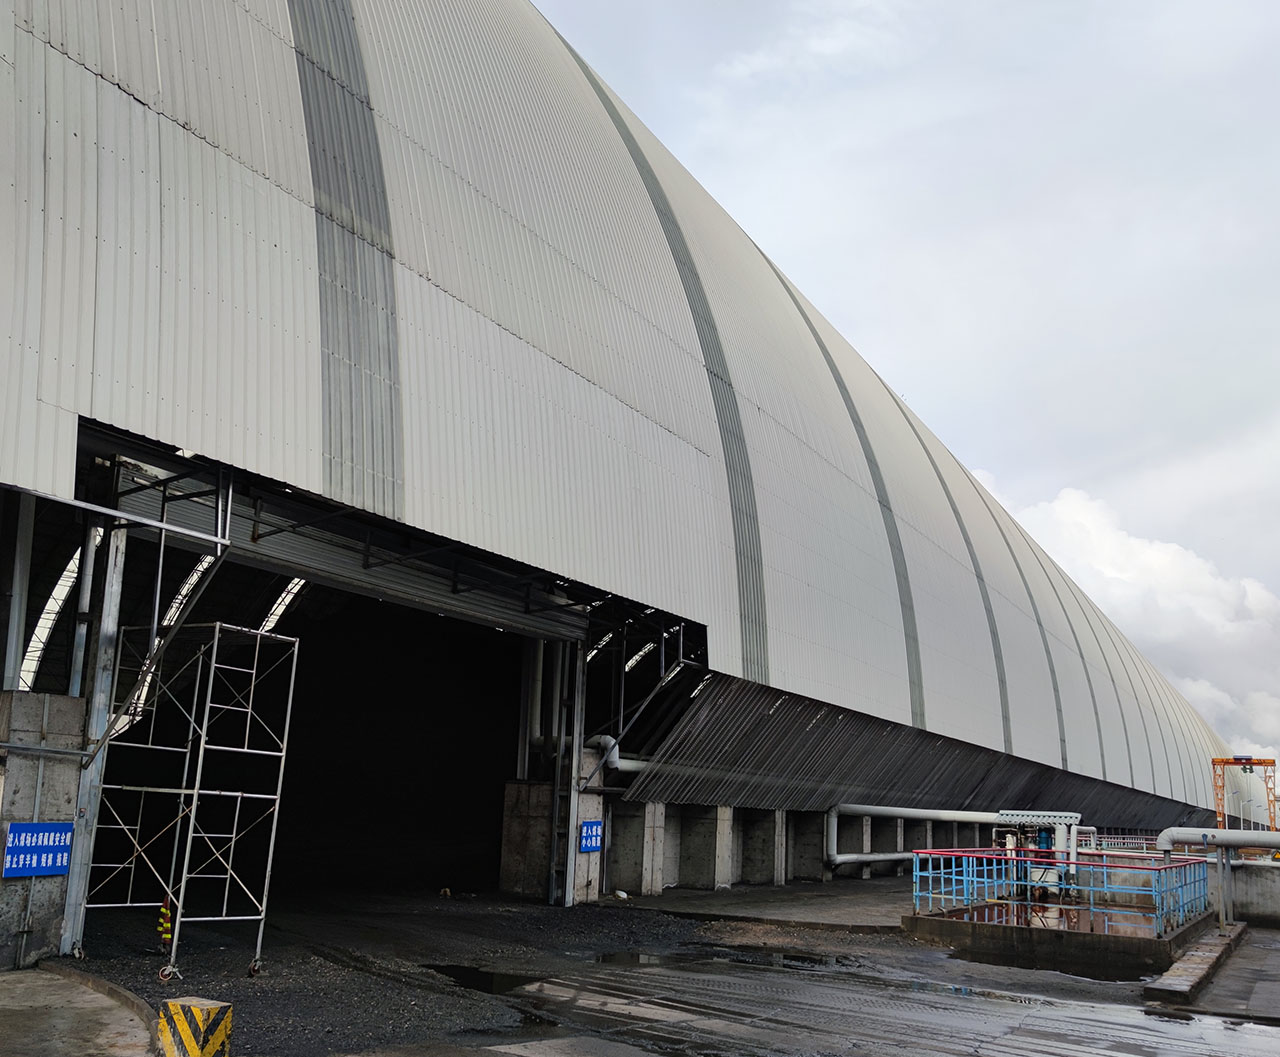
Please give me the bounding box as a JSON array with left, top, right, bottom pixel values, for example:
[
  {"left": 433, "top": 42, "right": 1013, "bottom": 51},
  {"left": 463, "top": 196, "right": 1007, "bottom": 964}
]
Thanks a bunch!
[
  {"left": 572, "top": 798, "right": 604, "bottom": 905},
  {"left": 741, "top": 808, "right": 786, "bottom": 885},
  {"left": 787, "top": 811, "right": 827, "bottom": 881},
  {"left": 564, "top": 643, "right": 589, "bottom": 906},
  {"left": 571, "top": 747, "right": 603, "bottom": 905},
  {"left": 731, "top": 811, "right": 744, "bottom": 885},
  {"left": 641, "top": 802, "right": 665, "bottom": 896},
  {"left": 678, "top": 805, "right": 732, "bottom": 889},
  {"left": 662, "top": 806, "right": 682, "bottom": 889},
  {"left": 861, "top": 814, "right": 873, "bottom": 880}
]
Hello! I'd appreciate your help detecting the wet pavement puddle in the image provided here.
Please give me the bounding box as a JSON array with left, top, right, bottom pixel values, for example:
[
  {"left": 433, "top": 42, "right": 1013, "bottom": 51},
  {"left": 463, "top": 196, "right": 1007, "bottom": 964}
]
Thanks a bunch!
[{"left": 424, "top": 963, "right": 545, "bottom": 994}]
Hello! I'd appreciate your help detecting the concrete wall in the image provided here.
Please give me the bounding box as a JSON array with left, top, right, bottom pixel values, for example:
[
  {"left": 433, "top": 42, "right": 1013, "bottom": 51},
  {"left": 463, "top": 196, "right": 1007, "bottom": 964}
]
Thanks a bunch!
[
  {"left": 1225, "top": 860, "right": 1280, "bottom": 927},
  {"left": 870, "top": 816, "right": 905, "bottom": 877},
  {"left": 787, "top": 811, "right": 827, "bottom": 881},
  {"left": 606, "top": 801, "right": 646, "bottom": 896},
  {"left": 740, "top": 809, "right": 785, "bottom": 885},
  {"left": 677, "top": 805, "right": 732, "bottom": 889},
  {"left": 0, "top": 692, "right": 88, "bottom": 969},
  {"left": 498, "top": 781, "right": 553, "bottom": 900}
]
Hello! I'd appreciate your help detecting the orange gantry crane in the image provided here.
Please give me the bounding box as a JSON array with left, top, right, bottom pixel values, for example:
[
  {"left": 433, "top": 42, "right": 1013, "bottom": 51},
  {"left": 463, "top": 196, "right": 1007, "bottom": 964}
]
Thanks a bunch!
[{"left": 1212, "top": 756, "right": 1277, "bottom": 829}]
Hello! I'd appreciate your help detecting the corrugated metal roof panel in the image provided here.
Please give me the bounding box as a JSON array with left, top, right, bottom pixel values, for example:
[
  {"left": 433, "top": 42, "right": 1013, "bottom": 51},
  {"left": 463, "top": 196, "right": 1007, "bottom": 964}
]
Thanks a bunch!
[{"left": 623, "top": 673, "right": 1213, "bottom": 831}]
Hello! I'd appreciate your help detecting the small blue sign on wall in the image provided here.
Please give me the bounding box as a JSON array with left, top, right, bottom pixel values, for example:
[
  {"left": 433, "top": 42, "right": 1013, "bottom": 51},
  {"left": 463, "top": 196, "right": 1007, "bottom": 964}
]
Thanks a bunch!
[
  {"left": 579, "top": 820, "right": 603, "bottom": 853},
  {"left": 3, "top": 822, "right": 74, "bottom": 878}
]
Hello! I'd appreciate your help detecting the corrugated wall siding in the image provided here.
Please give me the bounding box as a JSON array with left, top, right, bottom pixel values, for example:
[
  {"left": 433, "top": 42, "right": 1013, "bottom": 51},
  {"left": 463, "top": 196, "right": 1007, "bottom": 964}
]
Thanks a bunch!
[{"left": 1, "top": 0, "right": 1235, "bottom": 810}]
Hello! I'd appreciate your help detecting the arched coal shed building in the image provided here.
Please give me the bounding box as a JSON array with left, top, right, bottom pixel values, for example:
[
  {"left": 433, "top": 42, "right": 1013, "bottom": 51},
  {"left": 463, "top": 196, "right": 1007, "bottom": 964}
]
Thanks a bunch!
[{"left": 0, "top": 0, "right": 1252, "bottom": 967}]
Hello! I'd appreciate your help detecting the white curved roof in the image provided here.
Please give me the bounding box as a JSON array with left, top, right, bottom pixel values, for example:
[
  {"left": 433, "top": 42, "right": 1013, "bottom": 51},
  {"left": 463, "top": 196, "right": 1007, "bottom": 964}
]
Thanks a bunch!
[{"left": 0, "top": 0, "right": 1229, "bottom": 806}]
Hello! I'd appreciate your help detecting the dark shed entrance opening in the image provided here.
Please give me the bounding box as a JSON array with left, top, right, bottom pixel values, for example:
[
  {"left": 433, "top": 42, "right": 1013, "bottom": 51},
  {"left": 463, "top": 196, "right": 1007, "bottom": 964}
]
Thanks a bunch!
[{"left": 268, "top": 588, "right": 524, "bottom": 896}]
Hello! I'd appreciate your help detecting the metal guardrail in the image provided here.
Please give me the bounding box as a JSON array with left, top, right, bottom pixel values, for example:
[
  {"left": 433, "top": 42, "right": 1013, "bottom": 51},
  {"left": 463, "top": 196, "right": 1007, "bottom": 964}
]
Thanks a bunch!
[{"left": 912, "top": 847, "right": 1209, "bottom": 938}]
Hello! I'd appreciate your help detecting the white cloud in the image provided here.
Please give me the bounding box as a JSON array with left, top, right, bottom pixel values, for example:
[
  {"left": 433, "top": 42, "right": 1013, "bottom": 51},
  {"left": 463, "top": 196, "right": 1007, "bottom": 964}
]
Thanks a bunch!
[
  {"left": 1001, "top": 484, "right": 1280, "bottom": 765},
  {"left": 712, "top": 1, "right": 920, "bottom": 81}
]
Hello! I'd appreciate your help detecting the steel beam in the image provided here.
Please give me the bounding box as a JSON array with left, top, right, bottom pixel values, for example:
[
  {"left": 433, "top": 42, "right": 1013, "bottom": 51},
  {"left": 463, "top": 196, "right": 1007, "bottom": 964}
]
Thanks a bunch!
[
  {"left": 60, "top": 526, "right": 127, "bottom": 955},
  {"left": 2, "top": 492, "right": 35, "bottom": 690}
]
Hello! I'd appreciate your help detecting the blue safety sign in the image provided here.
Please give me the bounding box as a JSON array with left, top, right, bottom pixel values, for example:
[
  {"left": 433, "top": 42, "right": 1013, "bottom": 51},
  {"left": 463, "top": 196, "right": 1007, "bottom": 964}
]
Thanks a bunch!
[
  {"left": 579, "top": 820, "right": 603, "bottom": 853},
  {"left": 3, "top": 822, "right": 74, "bottom": 878}
]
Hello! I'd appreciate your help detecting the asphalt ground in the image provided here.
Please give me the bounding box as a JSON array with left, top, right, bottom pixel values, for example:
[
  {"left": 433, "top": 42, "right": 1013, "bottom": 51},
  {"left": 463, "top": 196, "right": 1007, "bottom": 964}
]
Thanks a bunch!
[
  {"left": 62, "top": 880, "right": 1192, "bottom": 1056},
  {"left": 4, "top": 876, "right": 1265, "bottom": 1056}
]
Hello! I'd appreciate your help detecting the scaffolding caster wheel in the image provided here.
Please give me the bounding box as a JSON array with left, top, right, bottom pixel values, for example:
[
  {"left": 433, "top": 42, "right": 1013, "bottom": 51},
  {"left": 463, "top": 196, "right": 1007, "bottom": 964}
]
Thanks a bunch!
[
  {"left": 71, "top": 945, "right": 86, "bottom": 962},
  {"left": 158, "top": 964, "right": 178, "bottom": 983},
  {"left": 248, "top": 959, "right": 262, "bottom": 978}
]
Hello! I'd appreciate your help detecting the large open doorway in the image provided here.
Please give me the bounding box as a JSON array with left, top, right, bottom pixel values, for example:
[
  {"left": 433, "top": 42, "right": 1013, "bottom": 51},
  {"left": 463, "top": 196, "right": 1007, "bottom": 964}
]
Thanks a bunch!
[{"left": 268, "top": 589, "right": 524, "bottom": 895}]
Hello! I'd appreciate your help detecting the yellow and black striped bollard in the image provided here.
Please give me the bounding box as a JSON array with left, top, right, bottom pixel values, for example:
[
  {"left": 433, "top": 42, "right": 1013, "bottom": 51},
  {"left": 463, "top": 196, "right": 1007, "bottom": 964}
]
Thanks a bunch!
[{"left": 158, "top": 997, "right": 232, "bottom": 1057}]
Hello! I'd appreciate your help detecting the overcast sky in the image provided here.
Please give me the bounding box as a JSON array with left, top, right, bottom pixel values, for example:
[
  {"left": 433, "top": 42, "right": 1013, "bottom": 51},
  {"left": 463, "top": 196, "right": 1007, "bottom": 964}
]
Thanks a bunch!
[{"left": 535, "top": 0, "right": 1280, "bottom": 772}]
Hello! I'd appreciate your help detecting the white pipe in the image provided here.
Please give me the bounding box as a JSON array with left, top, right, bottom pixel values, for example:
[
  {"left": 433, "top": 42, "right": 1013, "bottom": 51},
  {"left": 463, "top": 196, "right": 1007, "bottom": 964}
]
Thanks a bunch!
[
  {"left": 829, "top": 852, "right": 915, "bottom": 866},
  {"left": 826, "top": 804, "right": 1001, "bottom": 867},
  {"left": 1068, "top": 825, "right": 1098, "bottom": 874},
  {"left": 584, "top": 735, "right": 647, "bottom": 773},
  {"left": 831, "top": 804, "right": 1002, "bottom": 824},
  {"left": 1155, "top": 827, "right": 1280, "bottom": 853}
]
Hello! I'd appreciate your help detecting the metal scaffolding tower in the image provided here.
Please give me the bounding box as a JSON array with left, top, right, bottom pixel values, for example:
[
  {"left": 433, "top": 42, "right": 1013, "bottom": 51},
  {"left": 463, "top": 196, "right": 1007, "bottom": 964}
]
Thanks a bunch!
[{"left": 84, "top": 622, "right": 297, "bottom": 979}]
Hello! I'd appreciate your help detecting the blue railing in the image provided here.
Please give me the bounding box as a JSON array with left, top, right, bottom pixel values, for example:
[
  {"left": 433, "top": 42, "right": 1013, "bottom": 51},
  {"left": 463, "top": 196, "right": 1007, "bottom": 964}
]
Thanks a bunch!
[{"left": 912, "top": 848, "right": 1209, "bottom": 938}]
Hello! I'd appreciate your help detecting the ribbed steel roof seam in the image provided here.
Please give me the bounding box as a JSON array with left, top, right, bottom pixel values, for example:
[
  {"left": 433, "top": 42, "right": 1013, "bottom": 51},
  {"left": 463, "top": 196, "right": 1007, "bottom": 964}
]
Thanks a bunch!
[
  {"left": 1110, "top": 614, "right": 1190, "bottom": 801},
  {"left": 1013, "top": 518, "right": 1140, "bottom": 785},
  {"left": 1094, "top": 608, "right": 1168, "bottom": 796}
]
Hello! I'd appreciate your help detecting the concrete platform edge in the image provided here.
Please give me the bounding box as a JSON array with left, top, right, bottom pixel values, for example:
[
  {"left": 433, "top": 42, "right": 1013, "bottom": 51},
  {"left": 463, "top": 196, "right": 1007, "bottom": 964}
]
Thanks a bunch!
[
  {"left": 39, "top": 958, "right": 160, "bottom": 1055},
  {"left": 1142, "top": 923, "right": 1248, "bottom": 1005}
]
